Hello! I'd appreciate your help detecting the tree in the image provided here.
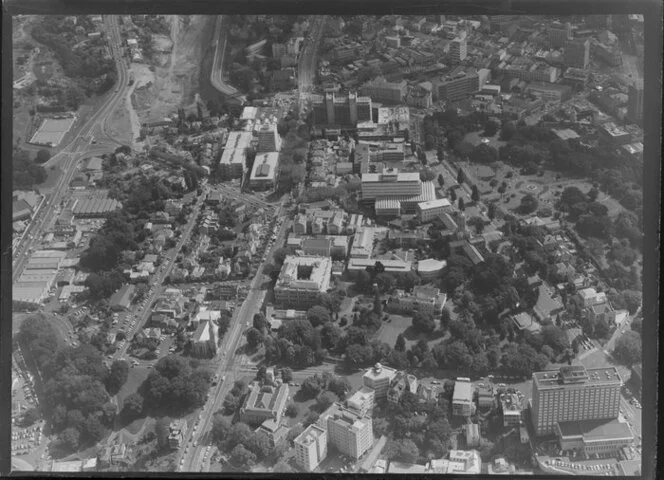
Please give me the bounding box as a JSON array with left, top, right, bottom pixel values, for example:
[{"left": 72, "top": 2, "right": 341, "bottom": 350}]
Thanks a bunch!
[
  {"left": 412, "top": 311, "right": 436, "bottom": 334},
  {"left": 373, "top": 294, "right": 383, "bottom": 315},
  {"left": 60, "top": 427, "right": 80, "bottom": 451},
  {"left": 519, "top": 193, "right": 539, "bottom": 214},
  {"left": 541, "top": 325, "right": 570, "bottom": 353},
  {"left": 483, "top": 119, "right": 499, "bottom": 137},
  {"left": 307, "top": 306, "right": 331, "bottom": 327},
  {"left": 246, "top": 327, "right": 265, "bottom": 350},
  {"left": 122, "top": 392, "right": 144, "bottom": 418},
  {"left": 281, "top": 368, "right": 293, "bottom": 384},
  {"left": 273, "top": 247, "right": 289, "bottom": 265},
  {"left": 106, "top": 360, "right": 130, "bottom": 395},
  {"left": 230, "top": 444, "right": 257, "bottom": 468},
  {"left": 285, "top": 404, "right": 299, "bottom": 417},
  {"left": 21, "top": 407, "right": 40, "bottom": 427},
  {"left": 253, "top": 313, "right": 269, "bottom": 333},
  {"left": 500, "top": 121, "right": 517, "bottom": 141},
  {"left": 387, "top": 438, "right": 420, "bottom": 463},
  {"left": 211, "top": 414, "right": 230, "bottom": 447},
  {"left": 437, "top": 174, "right": 445, "bottom": 187},
  {"left": 470, "top": 144, "right": 498, "bottom": 164},
  {"left": 487, "top": 202, "right": 496, "bottom": 220},
  {"left": 395, "top": 334, "right": 406, "bottom": 352},
  {"left": 155, "top": 417, "right": 172, "bottom": 450},
  {"left": 457, "top": 168, "right": 465, "bottom": 184},
  {"left": 471, "top": 185, "right": 480, "bottom": 203},
  {"left": 458, "top": 197, "right": 465, "bottom": 212},
  {"left": 315, "top": 391, "right": 339, "bottom": 412},
  {"left": 449, "top": 188, "right": 457, "bottom": 202},
  {"left": 35, "top": 149, "right": 51, "bottom": 164}
]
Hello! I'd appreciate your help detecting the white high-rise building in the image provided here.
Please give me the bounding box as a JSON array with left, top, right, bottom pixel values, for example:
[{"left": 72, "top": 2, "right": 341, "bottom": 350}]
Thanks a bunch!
[
  {"left": 450, "top": 37, "right": 467, "bottom": 62},
  {"left": 294, "top": 424, "right": 328, "bottom": 472},
  {"left": 318, "top": 403, "right": 374, "bottom": 459}
]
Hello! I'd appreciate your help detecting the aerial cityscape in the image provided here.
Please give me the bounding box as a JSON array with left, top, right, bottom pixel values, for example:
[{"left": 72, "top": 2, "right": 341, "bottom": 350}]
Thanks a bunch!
[{"left": 11, "top": 13, "right": 648, "bottom": 475}]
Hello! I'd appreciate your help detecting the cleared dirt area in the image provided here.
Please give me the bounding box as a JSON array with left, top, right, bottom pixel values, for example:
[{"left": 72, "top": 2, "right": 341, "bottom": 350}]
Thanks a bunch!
[{"left": 129, "top": 15, "right": 212, "bottom": 124}]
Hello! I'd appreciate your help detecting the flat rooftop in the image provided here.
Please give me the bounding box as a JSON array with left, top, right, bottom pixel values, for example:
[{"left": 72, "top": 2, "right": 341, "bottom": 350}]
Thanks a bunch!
[
  {"left": 418, "top": 198, "right": 452, "bottom": 210},
  {"left": 534, "top": 366, "right": 622, "bottom": 387},
  {"left": 557, "top": 418, "right": 633, "bottom": 442},
  {"left": 453, "top": 380, "right": 473, "bottom": 403},
  {"left": 295, "top": 424, "right": 326, "bottom": 446}
]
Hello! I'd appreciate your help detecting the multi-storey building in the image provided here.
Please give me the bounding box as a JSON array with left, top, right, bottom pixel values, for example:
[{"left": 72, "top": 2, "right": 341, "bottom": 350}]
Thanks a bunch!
[
  {"left": 452, "top": 378, "right": 474, "bottom": 417},
  {"left": 564, "top": 39, "right": 590, "bottom": 69},
  {"left": 531, "top": 366, "right": 622, "bottom": 436},
  {"left": 363, "top": 363, "right": 397, "bottom": 399},
  {"left": 318, "top": 403, "right": 374, "bottom": 459},
  {"left": 274, "top": 255, "right": 332, "bottom": 308},
  {"left": 503, "top": 60, "right": 559, "bottom": 83},
  {"left": 361, "top": 169, "right": 422, "bottom": 200},
  {"left": 417, "top": 198, "right": 452, "bottom": 222},
  {"left": 256, "top": 124, "right": 282, "bottom": 152},
  {"left": 449, "top": 37, "right": 467, "bottom": 62},
  {"left": 524, "top": 82, "right": 573, "bottom": 104},
  {"left": 555, "top": 419, "right": 633, "bottom": 458},
  {"left": 249, "top": 152, "right": 279, "bottom": 190},
  {"left": 627, "top": 81, "right": 644, "bottom": 124},
  {"left": 220, "top": 131, "right": 253, "bottom": 180},
  {"left": 346, "top": 387, "right": 375, "bottom": 417},
  {"left": 167, "top": 419, "right": 187, "bottom": 449},
  {"left": 240, "top": 382, "right": 290, "bottom": 425},
  {"left": 500, "top": 392, "right": 524, "bottom": 427},
  {"left": 294, "top": 424, "right": 328, "bottom": 472},
  {"left": 547, "top": 22, "right": 572, "bottom": 48},
  {"left": 359, "top": 77, "right": 407, "bottom": 104},
  {"left": 591, "top": 42, "right": 622, "bottom": 66},
  {"left": 312, "top": 91, "right": 372, "bottom": 126},
  {"left": 436, "top": 72, "right": 480, "bottom": 102}
]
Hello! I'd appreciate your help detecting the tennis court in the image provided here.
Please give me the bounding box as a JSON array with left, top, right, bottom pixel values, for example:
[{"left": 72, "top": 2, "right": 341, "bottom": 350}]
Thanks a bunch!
[{"left": 30, "top": 116, "right": 76, "bottom": 147}]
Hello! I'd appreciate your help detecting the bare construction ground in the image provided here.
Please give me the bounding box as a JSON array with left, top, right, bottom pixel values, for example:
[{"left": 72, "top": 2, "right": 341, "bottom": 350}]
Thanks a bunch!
[{"left": 129, "top": 15, "right": 212, "bottom": 123}]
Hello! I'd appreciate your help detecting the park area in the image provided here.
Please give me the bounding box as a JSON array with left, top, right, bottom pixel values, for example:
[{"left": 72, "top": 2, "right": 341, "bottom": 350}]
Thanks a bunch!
[{"left": 29, "top": 116, "right": 76, "bottom": 147}]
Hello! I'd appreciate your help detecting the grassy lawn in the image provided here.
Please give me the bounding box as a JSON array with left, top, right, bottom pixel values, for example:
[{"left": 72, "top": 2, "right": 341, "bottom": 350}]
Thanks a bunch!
[
  {"left": 116, "top": 365, "right": 151, "bottom": 410},
  {"left": 373, "top": 314, "right": 412, "bottom": 347}
]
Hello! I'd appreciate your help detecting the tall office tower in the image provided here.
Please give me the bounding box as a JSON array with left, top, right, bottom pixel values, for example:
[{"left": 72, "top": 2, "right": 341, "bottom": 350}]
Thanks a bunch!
[
  {"left": 449, "top": 37, "right": 468, "bottom": 63},
  {"left": 531, "top": 366, "right": 622, "bottom": 436},
  {"left": 547, "top": 22, "right": 572, "bottom": 48},
  {"left": 564, "top": 38, "right": 590, "bottom": 69},
  {"left": 627, "top": 81, "right": 644, "bottom": 124}
]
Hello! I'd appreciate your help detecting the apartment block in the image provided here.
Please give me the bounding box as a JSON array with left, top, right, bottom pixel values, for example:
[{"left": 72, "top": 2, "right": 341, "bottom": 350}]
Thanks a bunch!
[
  {"left": 627, "top": 81, "right": 644, "bottom": 124},
  {"left": 294, "top": 424, "right": 328, "bottom": 472},
  {"left": 531, "top": 366, "right": 621, "bottom": 436}
]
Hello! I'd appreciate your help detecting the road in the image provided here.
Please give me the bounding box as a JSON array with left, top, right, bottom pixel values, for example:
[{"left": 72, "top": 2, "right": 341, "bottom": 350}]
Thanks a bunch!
[
  {"left": 297, "top": 16, "right": 327, "bottom": 115},
  {"left": 179, "top": 201, "right": 290, "bottom": 472},
  {"left": 13, "top": 15, "right": 130, "bottom": 283},
  {"left": 210, "top": 16, "right": 245, "bottom": 104},
  {"left": 112, "top": 192, "right": 207, "bottom": 360}
]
